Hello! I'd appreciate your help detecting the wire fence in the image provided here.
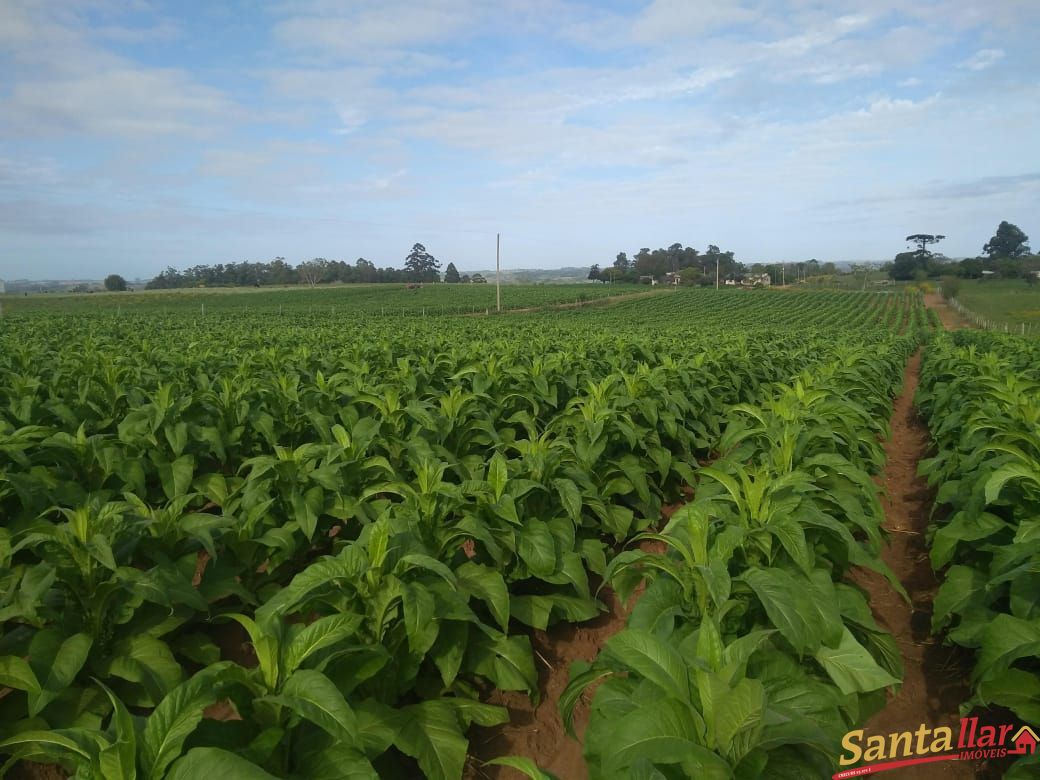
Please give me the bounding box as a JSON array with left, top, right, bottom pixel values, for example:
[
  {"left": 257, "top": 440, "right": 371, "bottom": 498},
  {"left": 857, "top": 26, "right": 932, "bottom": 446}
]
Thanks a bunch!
[{"left": 947, "top": 297, "right": 1035, "bottom": 336}]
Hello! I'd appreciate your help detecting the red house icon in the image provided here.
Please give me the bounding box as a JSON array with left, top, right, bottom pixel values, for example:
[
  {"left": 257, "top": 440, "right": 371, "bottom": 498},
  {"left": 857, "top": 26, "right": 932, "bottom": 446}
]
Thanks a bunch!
[{"left": 1009, "top": 726, "right": 1038, "bottom": 756}]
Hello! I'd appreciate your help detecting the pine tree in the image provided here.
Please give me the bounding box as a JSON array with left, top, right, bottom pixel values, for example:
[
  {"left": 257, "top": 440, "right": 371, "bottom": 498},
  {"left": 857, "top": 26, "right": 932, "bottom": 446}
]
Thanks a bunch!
[{"left": 404, "top": 243, "right": 441, "bottom": 282}]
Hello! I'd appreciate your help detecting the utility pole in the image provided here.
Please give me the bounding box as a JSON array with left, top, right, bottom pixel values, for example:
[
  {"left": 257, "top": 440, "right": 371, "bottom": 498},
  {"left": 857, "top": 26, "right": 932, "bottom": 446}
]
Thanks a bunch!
[
  {"left": 782, "top": 263, "right": 785, "bottom": 286},
  {"left": 496, "top": 233, "right": 501, "bottom": 313},
  {"left": 715, "top": 256, "right": 720, "bottom": 289}
]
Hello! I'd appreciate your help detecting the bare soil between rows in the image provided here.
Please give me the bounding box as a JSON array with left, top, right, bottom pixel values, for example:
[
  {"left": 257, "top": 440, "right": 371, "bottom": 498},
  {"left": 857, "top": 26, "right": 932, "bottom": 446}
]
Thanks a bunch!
[
  {"left": 467, "top": 332, "right": 985, "bottom": 779},
  {"left": 464, "top": 585, "right": 630, "bottom": 779},
  {"left": 851, "top": 349, "right": 976, "bottom": 779},
  {"left": 464, "top": 538, "right": 668, "bottom": 780},
  {"left": 924, "top": 293, "right": 970, "bottom": 331}
]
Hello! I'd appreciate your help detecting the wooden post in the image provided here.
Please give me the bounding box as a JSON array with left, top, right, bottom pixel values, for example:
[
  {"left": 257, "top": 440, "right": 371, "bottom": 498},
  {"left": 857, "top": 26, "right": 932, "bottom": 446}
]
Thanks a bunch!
[{"left": 496, "top": 233, "right": 501, "bottom": 313}]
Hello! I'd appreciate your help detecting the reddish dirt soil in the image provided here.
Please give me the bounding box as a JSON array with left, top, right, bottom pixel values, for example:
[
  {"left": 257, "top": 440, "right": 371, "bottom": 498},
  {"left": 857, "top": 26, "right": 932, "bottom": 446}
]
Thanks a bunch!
[
  {"left": 6, "top": 763, "right": 67, "bottom": 780},
  {"left": 924, "top": 293, "right": 969, "bottom": 331},
  {"left": 464, "top": 586, "right": 628, "bottom": 780},
  {"left": 465, "top": 539, "right": 667, "bottom": 780},
  {"left": 852, "top": 350, "right": 976, "bottom": 779}
]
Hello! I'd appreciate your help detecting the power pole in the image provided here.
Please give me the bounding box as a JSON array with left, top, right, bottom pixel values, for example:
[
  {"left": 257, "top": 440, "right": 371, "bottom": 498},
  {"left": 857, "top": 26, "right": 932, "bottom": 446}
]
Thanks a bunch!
[
  {"left": 496, "top": 233, "right": 501, "bottom": 313},
  {"left": 782, "top": 263, "right": 785, "bottom": 286},
  {"left": 715, "top": 256, "right": 720, "bottom": 289}
]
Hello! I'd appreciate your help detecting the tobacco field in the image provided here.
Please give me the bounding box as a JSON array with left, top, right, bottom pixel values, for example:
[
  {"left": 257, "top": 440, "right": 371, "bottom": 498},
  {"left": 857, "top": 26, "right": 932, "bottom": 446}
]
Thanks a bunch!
[{"left": 8, "top": 286, "right": 1033, "bottom": 779}]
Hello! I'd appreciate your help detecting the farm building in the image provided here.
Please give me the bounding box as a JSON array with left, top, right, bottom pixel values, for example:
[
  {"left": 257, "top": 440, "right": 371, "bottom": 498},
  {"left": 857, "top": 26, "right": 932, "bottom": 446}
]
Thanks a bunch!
[{"left": 744, "top": 273, "right": 771, "bottom": 287}]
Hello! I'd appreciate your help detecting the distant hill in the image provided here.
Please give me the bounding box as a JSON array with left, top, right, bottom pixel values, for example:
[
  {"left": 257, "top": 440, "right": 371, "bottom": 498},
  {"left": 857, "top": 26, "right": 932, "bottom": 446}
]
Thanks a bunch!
[{"left": 2, "top": 278, "right": 147, "bottom": 293}]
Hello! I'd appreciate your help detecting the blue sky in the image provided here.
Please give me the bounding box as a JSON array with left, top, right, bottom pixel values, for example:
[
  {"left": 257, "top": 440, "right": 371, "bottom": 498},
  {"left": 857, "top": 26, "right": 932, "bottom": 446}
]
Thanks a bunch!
[{"left": 1, "top": 0, "right": 1038, "bottom": 279}]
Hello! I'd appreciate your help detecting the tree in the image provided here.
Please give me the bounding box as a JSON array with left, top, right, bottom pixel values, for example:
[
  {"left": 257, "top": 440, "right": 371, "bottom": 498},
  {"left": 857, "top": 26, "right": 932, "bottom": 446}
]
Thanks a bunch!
[
  {"left": 956, "top": 257, "right": 984, "bottom": 278},
  {"left": 354, "top": 257, "right": 377, "bottom": 283},
  {"left": 666, "top": 242, "right": 684, "bottom": 272},
  {"left": 613, "top": 252, "right": 630, "bottom": 273},
  {"left": 588, "top": 264, "right": 602, "bottom": 282},
  {"left": 104, "top": 274, "right": 127, "bottom": 291},
  {"left": 996, "top": 258, "right": 1023, "bottom": 278},
  {"left": 677, "top": 267, "right": 703, "bottom": 285},
  {"left": 703, "top": 244, "right": 740, "bottom": 281},
  {"left": 906, "top": 233, "right": 945, "bottom": 252},
  {"left": 444, "top": 262, "right": 461, "bottom": 283},
  {"left": 471, "top": 273, "right": 487, "bottom": 283},
  {"left": 404, "top": 243, "right": 441, "bottom": 282},
  {"left": 634, "top": 247, "right": 668, "bottom": 279},
  {"left": 890, "top": 233, "right": 947, "bottom": 281},
  {"left": 983, "top": 221, "right": 1030, "bottom": 259},
  {"left": 297, "top": 259, "right": 327, "bottom": 288},
  {"left": 889, "top": 252, "right": 927, "bottom": 280}
]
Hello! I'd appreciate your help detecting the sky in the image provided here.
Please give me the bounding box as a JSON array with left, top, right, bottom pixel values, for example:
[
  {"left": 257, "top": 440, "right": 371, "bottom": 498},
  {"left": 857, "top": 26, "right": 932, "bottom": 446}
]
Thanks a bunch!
[{"left": 1, "top": 0, "right": 1038, "bottom": 280}]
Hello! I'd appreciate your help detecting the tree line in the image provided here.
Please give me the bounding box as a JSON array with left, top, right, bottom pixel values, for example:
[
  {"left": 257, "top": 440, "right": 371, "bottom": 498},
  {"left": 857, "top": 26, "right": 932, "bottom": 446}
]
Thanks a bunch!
[
  {"left": 887, "top": 221, "right": 1034, "bottom": 281},
  {"left": 144, "top": 244, "right": 485, "bottom": 289},
  {"left": 587, "top": 243, "right": 840, "bottom": 285}
]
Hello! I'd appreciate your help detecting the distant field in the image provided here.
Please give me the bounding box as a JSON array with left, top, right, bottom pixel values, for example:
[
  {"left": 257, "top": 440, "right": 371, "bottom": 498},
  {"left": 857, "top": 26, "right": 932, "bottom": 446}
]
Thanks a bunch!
[
  {"left": 0, "top": 282, "right": 649, "bottom": 317},
  {"left": 953, "top": 279, "right": 1040, "bottom": 333}
]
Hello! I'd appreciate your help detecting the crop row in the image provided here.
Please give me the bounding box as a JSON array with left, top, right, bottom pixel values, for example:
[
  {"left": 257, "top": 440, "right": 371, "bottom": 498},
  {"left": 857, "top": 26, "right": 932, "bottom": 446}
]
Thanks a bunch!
[
  {"left": 4, "top": 286, "right": 908, "bottom": 327},
  {"left": 560, "top": 335, "right": 917, "bottom": 777},
  {"left": 1, "top": 283, "right": 638, "bottom": 318},
  {"left": 0, "top": 291, "right": 923, "bottom": 778},
  {"left": 915, "top": 330, "right": 1040, "bottom": 780}
]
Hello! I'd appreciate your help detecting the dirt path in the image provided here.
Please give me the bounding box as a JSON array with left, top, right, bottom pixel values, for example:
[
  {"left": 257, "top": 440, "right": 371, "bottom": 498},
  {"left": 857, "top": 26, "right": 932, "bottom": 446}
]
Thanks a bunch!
[
  {"left": 464, "top": 587, "right": 628, "bottom": 779},
  {"left": 853, "top": 350, "right": 975, "bottom": 778},
  {"left": 924, "top": 293, "right": 968, "bottom": 330},
  {"left": 465, "top": 533, "right": 670, "bottom": 780}
]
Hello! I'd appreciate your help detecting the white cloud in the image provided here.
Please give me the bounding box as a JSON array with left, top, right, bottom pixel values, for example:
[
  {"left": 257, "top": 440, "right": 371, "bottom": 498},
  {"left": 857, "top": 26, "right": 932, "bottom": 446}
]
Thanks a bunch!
[
  {"left": 332, "top": 105, "right": 368, "bottom": 135},
  {"left": 272, "top": 0, "right": 479, "bottom": 59},
  {"left": 958, "top": 48, "right": 1005, "bottom": 71},
  {"left": 4, "top": 0, "right": 1040, "bottom": 278},
  {"left": 89, "top": 19, "right": 182, "bottom": 43},
  {"left": 0, "top": 3, "right": 238, "bottom": 139},
  {"left": 2, "top": 67, "right": 234, "bottom": 138},
  {"left": 368, "top": 168, "right": 408, "bottom": 190},
  {"left": 631, "top": 0, "right": 758, "bottom": 42}
]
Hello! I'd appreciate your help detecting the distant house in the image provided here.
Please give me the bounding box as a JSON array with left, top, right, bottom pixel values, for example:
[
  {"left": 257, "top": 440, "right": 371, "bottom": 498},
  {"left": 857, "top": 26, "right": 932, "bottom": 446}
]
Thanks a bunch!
[
  {"left": 662, "top": 272, "right": 681, "bottom": 286},
  {"left": 743, "top": 273, "right": 771, "bottom": 287},
  {"left": 724, "top": 277, "right": 740, "bottom": 286},
  {"left": 638, "top": 275, "right": 658, "bottom": 285},
  {"left": 981, "top": 270, "right": 996, "bottom": 279}
]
